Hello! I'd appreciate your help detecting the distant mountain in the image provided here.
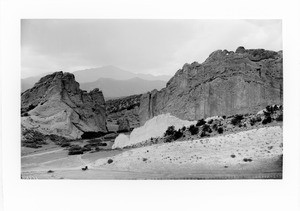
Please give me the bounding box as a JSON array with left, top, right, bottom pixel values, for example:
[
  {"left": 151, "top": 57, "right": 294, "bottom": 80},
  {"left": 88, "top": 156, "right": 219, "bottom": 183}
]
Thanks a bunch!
[
  {"left": 21, "top": 72, "right": 52, "bottom": 92},
  {"left": 72, "top": 65, "right": 172, "bottom": 83},
  {"left": 80, "top": 77, "right": 166, "bottom": 99},
  {"left": 21, "top": 65, "right": 171, "bottom": 92}
]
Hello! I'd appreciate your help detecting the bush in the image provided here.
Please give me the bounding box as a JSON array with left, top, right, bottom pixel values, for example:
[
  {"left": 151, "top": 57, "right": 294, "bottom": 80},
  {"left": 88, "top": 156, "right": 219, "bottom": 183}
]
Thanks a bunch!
[
  {"left": 164, "top": 126, "right": 175, "bottom": 136},
  {"left": 262, "top": 116, "right": 272, "bottom": 125},
  {"left": 200, "top": 131, "right": 207, "bottom": 137},
  {"left": 189, "top": 125, "right": 199, "bottom": 135},
  {"left": 107, "top": 159, "right": 113, "bottom": 164},
  {"left": 60, "top": 142, "right": 71, "bottom": 147},
  {"left": 212, "top": 124, "right": 218, "bottom": 131},
  {"left": 202, "top": 124, "right": 212, "bottom": 133},
  {"left": 231, "top": 114, "right": 244, "bottom": 125},
  {"left": 68, "top": 145, "right": 84, "bottom": 155},
  {"left": 217, "top": 127, "right": 224, "bottom": 134},
  {"left": 181, "top": 126, "right": 186, "bottom": 131},
  {"left": 222, "top": 115, "right": 226, "bottom": 119},
  {"left": 173, "top": 130, "right": 183, "bottom": 140},
  {"left": 276, "top": 114, "right": 283, "bottom": 121},
  {"left": 99, "top": 142, "right": 107, "bottom": 146},
  {"left": 196, "top": 119, "right": 206, "bottom": 127},
  {"left": 207, "top": 119, "right": 213, "bottom": 124}
]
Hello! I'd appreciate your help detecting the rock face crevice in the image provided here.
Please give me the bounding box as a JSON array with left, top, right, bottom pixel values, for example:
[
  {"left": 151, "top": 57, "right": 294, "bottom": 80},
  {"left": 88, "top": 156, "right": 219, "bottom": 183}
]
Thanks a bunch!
[
  {"left": 21, "top": 71, "right": 107, "bottom": 139},
  {"left": 139, "top": 47, "right": 283, "bottom": 125}
]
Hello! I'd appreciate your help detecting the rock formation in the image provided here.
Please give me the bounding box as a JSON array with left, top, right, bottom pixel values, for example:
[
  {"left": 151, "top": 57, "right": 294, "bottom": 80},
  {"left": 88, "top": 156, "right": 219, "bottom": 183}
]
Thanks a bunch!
[
  {"left": 117, "top": 117, "right": 131, "bottom": 132},
  {"left": 112, "top": 113, "right": 196, "bottom": 149},
  {"left": 139, "top": 47, "right": 283, "bottom": 125},
  {"left": 21, "top": 71, "right": 107, "bottom": 139}
]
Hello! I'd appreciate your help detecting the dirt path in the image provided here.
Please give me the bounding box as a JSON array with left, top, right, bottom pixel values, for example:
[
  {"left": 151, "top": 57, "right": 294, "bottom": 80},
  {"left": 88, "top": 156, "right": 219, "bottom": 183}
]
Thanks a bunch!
[{"left": 21, "top": 148, "right": 64, "bottom": 158}]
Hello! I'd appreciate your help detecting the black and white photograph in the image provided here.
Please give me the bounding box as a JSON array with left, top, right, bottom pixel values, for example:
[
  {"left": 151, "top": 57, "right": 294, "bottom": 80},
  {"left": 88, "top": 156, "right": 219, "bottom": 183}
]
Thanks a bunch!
[
  {"left": 1, "top": 0, "right": 300, "bottom": 211},
  {"left": 20, "top": 19, "right": 283, "bottom": 180}
]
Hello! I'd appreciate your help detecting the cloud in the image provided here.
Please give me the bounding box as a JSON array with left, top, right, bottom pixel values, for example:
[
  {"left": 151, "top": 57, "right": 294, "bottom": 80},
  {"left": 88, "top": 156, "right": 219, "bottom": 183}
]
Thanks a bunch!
[{"left": 21, "top": 19, "right": 282, "bottom": 78}]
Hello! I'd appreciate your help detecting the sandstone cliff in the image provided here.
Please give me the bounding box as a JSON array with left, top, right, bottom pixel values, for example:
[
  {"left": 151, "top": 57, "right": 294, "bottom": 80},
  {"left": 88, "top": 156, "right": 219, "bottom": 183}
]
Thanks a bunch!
[
  {"left": 21, "top": 71, "right": 107, "bottom": 139},
  {"left": 139, "top": 47, "right": 283, "bottom": 125}
]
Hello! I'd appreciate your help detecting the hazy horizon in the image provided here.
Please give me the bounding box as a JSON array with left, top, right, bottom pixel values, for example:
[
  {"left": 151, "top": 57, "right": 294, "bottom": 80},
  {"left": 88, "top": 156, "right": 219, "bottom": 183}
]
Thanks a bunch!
[{"left": 21, "top": 19, "right": 282, "bottom": 78}]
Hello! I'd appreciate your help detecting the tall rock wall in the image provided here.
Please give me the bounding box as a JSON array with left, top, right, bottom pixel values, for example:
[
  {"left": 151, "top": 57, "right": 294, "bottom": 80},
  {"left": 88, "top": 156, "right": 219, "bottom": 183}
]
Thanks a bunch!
[
  {"left": 21, "top": 71, "right": 107, "bottom": 139},
  {"left": 139, "top": 47, "right": 283, "bottom": 125}
]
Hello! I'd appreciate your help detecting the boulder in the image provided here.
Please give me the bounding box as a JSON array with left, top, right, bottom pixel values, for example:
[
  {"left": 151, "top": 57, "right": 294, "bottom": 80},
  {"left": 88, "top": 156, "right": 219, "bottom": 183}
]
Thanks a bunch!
[
  {"left": 21, "top": 71, "right": 107, "bottom": 139},
  {"left": 139, "top": 47, "right": 283, "bottom": 125}
]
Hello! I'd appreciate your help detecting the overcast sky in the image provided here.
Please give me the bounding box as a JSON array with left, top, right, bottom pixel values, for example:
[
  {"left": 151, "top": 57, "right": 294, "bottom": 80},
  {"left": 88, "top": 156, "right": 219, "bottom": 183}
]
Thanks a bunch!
[{"left": 21, "top": 19, "right": 282, "bottom": 78}]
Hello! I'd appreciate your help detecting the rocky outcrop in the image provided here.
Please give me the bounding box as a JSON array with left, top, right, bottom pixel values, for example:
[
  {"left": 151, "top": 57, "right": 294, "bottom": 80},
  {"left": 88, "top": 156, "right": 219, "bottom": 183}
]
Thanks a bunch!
[
  {"left": 112, "top": 113, "right": 196, "bottom": 149},
  {"left": 21, "top": 71, "right": 107, "bottom": 139},
  {"left": 139, "top": 47, "right": 283, "bottom": 125},
  {"left": 117, "top": 117, "right": 131, "bottom": 132}
]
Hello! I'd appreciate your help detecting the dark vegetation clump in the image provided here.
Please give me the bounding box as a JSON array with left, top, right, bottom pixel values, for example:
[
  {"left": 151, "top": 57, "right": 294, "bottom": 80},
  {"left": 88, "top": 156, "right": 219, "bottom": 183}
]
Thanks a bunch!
[
  {"left": 200, "top": 131, "right": 210, "bottom": 137},
  {"left": 81, "top": 131, "right": 107, "bottom": 139},
  {"left": 207, "top": 119, "right": 213, "bottom": 124},
  {"left": 250, "top": 116, "right": 262, "bottom": 126},
  {"left": 196, "top": 119, "right": 206, "bottom": 127},
  {"left": 173, "top": 130, "right": 183, "bottom": 140},
  {"left": 231, "top": 114, "right": 244, "bottom": 126},
  {"left": 47, "top": 170, "right": 54, "bottom": 173},
  {"left": 217, "top": 127, "right": 224, "bottom": 134},
  {"left": 181, "top": 126, "right": 186, "bottom": 131},
  {"left": 212, "top": 124, "right": 218, "bottom": 131},
  {"left": 107, "top": 159, "right": 113, "bottom": 164},
  {"left": 68, "top": 145, "right": 84, "bottom": 155},
  {"left": 276, "top": 114, "right": 283, "bottom": 121},
  {"left": 202, "top": 124, "right": 212, "bottom": 133},
  {"left": 164, "top": 126, "right": 175, "bottom": 137},
  {"left": 222, "top": 115, "right": 226, "bottom": 119},
  {"left": 262, "top": 116, "right": 272, "bottom": 125},
  {"left": 243, "top": 158, "right": 253, "bottom": 162},
  {"left": 230, "top": 154, "right": 236, "bottom": 158},
  {"left": 22, "top": 130, "right": 48, "bottom": 148},
  {"left": 189, "top": 125, "right": 199, "bottom": 135},
  {"left": 164, "top": 126, "right": 184, "bottom": 142},
  {"left": 60, "top": 142, "right": 71, "bottom": 147}
]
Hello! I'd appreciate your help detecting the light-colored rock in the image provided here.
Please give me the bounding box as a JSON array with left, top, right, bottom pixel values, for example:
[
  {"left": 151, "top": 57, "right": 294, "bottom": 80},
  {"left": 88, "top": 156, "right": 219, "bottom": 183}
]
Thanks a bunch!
[
  {"left": 112, "top": 113, "right": 196, "bottom": 149},
  {"left": 21, "top": 71, "right": 107, "bottom": 139},
  {"left": 139, "top": 47, "right": 283, "bottom": 125}
]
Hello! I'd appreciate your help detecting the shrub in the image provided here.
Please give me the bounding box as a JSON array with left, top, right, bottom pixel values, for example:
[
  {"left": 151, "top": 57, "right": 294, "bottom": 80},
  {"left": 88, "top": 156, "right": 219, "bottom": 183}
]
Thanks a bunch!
[
  {"left": 47, "top": 170, "right": 54, "bottom": 173},
  {"left": 60, "top": 142, "right": 71, "bottom": 147},
  {"left": 196, "top": 119, "right": 206, "bottom": 127},
  {"left": 265, "top": 105, "right": 274, "bottom": 114},
  {"left": 231, "top": 154, "right": 236, "bottom": 158},
  {"left": 207, "top": 119, "right": 213, "bottom": 124},
  {"left": 276, "top": 114, "right": 283, "bottom": 121},
  {"left": 222, "top": 115, "right": 226, "bottom": 119},
  {"left": 107, "top": 159, "right": 113, "bottom": 164},
  {"left": 68, "top": 145, "right": 84, "bottom": 155},
  {"left": 217, "top": 127, "right": 224, "bottom": 134},
  {"left": 202, "top": 124, "right": 212, "bottom": 133},
  {"left": 262, "top": 116, "right": 272, "bottom": 125},
  {"left": 165, "top": 126, "right": 175, "bottom": 136},
  {"left": 181, "top": 126, "right": 186, "bottom": 131},
  {"left": 231, "top": 114, "right": 243, "bottom": 125},
  {"left": 200, "top": 131, "right": 207, "bottom": 137},
  {"left": 99, "top": 142, "right": 107, "bottom": 146},
  {"left": 173, "top": 130, "right": 183, "bottom": 140},
  {"left": 212, "top": 124, "right": 218, "bottom": 131},
  {"left": 189, "top": 125, "right": 199, "bottom": 135}
]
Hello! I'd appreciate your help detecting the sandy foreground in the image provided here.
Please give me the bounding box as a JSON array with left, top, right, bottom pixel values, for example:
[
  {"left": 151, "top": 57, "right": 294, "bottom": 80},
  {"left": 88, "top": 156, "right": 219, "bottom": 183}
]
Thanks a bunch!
[{"left": 21, "top": 126, "right": 283, "bottom": 179}]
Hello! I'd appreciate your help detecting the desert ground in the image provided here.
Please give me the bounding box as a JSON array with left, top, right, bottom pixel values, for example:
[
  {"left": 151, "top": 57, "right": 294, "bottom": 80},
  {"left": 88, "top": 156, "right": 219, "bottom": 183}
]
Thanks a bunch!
[{"left": 21, "top": 125, "right": 282, "bottom": 179}]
